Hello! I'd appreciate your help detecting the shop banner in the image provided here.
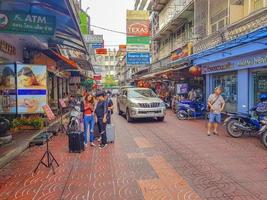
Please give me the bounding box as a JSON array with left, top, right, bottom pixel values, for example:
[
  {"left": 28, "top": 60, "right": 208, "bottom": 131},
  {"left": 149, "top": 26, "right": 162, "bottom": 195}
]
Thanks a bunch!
[
  {"left": 94, "top": 74, "right": 102, "bottom": 81},
  {"left": 96, "top": 48, "right": 107, "bottom": 55},
  {"left": 127, "top": 10, "right": 149, "bottom": 20},
  {"left": 171, "top": 43, "right": 193, "bottom": 61},
  {"left": 126, "top": 44, "right": 150, "bottom": 52},
  {"left": 0, "top": 11, "right": 55, "bottom": 35},
  {"left": 79, "top": 11, "right": 88, "bottom": 34},
  {"left": 84, "top": 34, "right": 104, "bottom": 43},
  {"left": 176, "top": 83, "right": 188, "bottom": 94},
  {"left": 17, "top": 64, "right": 47, "bottom": 114},
  {"left": 92, "top": 43, "right": 104, "bottom": 49},
  {"left": 126, "top": 52, "right": 150, "bottom": 65},
  {"left": 127, "top": 36, "right": 150, "bottom": 44},
  {"left": 0, "top": 64, "right": 16, "bottom": 114},
  {"left": 127, "top": 20, "right": 150, "bottom": 36}
]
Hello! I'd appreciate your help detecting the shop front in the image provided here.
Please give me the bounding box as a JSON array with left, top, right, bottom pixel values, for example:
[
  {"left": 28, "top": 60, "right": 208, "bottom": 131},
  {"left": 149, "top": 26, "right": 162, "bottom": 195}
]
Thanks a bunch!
[{"left": 200, "top": 52, "right": 267, "bottom": 113}]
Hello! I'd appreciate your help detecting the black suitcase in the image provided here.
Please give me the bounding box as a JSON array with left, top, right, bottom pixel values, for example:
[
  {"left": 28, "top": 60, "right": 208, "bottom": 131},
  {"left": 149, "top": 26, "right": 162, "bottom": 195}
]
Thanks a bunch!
[{"left": 68, "top": 131, "right": 85, "bottom": 153}]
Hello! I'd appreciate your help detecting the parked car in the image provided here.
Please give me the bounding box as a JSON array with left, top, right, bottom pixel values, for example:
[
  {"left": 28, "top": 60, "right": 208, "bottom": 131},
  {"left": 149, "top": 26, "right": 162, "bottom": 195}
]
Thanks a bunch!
[{"left": 117, "top": 87, "right": 166, "bottom": 122}]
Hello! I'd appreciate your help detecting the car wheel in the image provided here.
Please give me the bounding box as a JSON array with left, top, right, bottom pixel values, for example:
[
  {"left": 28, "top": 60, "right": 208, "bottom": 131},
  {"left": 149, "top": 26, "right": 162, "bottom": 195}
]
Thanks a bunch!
[
  {"left": 117, "top": 104, "right": 123, "bottom": 116},
  {"left": 158, "top": 117, "right": 164, "bottom": 122},
  {"left": 126, "top": 109, "right": 133, "bottom": 122}
]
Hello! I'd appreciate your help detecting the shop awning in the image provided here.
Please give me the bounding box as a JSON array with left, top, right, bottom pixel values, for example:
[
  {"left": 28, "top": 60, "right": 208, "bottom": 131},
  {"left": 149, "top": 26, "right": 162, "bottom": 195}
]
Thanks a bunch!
[
  {"left": 70, "top": 57, "right": 94, "bottom": 72},
  {"left": 43, "top": 49, "right": 78, "bottom": 70},
  {"left": 0, "top": 0, "right": 88, "bottom": 54}
]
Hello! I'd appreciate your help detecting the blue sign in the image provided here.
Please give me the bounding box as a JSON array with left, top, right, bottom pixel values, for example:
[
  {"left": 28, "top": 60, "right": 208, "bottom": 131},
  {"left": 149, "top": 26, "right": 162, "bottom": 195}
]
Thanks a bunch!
[
  {"left": 126, "top": 52, "right": 150, "bottom": 65},
  {"left": 92, "top": 43, "right": 104, "bottom": 49}
]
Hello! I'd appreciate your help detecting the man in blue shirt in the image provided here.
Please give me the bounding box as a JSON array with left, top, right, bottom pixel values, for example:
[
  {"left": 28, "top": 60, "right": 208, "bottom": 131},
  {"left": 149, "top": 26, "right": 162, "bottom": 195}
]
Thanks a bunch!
[{"left": 95, "top": 91, "right": 108, "bottom": 149}]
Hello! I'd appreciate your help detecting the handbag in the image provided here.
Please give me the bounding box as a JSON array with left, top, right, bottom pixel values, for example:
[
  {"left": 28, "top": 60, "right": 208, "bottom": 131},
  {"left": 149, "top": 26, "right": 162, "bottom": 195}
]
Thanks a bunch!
[{"left": 207, "top": 95, "right": 220, "bottom": 112}]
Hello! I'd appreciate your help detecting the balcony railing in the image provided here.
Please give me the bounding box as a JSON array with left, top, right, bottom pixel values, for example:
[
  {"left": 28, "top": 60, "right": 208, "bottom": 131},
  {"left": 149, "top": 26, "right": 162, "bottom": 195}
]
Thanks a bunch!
[{"left": 194, "top": 7, "right": 267, "bottom": 54}]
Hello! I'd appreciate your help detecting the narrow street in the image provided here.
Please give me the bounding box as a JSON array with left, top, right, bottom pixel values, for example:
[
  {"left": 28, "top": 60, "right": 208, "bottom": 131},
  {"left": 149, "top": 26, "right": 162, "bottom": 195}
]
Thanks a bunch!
[{"left": 1, "top": 110, "right": 267, "bottom": 200}]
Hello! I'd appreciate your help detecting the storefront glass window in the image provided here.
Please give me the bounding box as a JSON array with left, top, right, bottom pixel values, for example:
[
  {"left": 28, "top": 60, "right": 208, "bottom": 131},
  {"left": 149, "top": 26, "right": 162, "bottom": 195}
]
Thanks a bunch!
[
  {"left": 213, "top": 73, "right": 237, "bottom": 112},
  {"left": 253, "top": 70, "right": 267, "bottom": 104}
]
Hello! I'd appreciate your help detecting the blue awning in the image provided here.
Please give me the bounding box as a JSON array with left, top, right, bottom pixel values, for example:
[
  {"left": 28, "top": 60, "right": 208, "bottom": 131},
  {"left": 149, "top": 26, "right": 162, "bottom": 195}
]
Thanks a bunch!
[
  {"left": 190, "top": 26, "right": 267, "bottom": 64},
  {"left": 0, "top": 0, "right": 87, "bottom": 53}
]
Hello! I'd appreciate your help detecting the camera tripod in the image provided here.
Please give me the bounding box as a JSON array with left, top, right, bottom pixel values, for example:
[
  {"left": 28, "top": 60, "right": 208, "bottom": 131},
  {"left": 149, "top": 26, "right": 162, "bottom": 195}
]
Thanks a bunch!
[{"left": 34, "top": 121, "right": 59, "bottom": 174}]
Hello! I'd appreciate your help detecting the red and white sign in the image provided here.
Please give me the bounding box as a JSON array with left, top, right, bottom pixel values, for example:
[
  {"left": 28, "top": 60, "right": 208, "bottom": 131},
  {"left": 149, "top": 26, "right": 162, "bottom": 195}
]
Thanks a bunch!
[
  {"left": 127, "top": 20, "right": 150, "bottom": 36},
  {"left": 42, "top": 105, "right": 56, "bottom": 121},
  {"left": 94, "top": 74, "right": 102, "bottom": 81},
  {"left": 95, "top": 48, "right": 107, "bottom": 55},
  {"left": 59, "top": 99, "right": 67, "bottom": 108}
]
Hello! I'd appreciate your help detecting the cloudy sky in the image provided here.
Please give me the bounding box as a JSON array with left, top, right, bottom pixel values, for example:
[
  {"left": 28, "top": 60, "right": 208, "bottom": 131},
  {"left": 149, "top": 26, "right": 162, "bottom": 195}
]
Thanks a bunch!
[{"left": 82, "top": 0, "right": 135, "bottom": 49}]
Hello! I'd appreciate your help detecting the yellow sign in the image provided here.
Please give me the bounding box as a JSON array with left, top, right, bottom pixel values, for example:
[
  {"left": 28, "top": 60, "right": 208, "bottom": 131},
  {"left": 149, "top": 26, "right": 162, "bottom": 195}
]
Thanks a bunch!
[{"left": 127, "top": 10, "right": 149, "bottom": 20}]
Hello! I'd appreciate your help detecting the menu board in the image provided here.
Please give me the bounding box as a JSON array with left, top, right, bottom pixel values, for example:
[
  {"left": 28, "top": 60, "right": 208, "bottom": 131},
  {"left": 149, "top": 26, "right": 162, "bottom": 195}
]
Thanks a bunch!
[
  {"left": 0, "top": 64, "right": 16, "bottom": 114},
  {"left": 17, "top": 64, "right": 47, "bottom": 114}
]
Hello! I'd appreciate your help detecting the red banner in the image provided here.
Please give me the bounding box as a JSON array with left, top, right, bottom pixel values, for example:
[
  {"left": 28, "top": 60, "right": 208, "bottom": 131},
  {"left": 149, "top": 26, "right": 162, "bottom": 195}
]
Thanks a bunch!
[
  {"left": 95, "top": 48, "right": 107, "bottom": 55},
  {"left": 42, "top": 105, "right": 56, "bottom": 121},
  {"left": 127, "top": 20, "right": 150, "bottom": 36},
  {"left": 94, "top": 74, "right": 102, "bottom": 81}
]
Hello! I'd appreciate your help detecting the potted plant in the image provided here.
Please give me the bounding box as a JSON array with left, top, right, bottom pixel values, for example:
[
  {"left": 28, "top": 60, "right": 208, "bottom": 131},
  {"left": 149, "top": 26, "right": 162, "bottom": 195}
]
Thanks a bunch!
[{"left": 12, "top": 117, "right": 44, "bottom": 131}]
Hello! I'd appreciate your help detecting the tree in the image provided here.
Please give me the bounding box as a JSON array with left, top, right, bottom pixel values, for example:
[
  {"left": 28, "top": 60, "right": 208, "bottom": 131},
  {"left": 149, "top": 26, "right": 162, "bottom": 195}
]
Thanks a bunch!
[{"left": 103, "top": 75, "right": 118, "bottom": 88}]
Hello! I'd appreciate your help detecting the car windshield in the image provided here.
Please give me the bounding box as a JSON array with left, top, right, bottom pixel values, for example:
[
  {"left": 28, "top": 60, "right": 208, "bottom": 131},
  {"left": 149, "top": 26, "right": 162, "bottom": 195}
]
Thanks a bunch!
[{"left": 128, "top": 89, "right": 157, "bottom": 98}]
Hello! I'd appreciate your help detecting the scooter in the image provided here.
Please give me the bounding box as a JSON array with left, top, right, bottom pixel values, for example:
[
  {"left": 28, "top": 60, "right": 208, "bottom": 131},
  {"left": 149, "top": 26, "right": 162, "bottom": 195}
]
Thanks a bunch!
[{"left": 176, "top": 99, "right": 206, "bottom": 120}]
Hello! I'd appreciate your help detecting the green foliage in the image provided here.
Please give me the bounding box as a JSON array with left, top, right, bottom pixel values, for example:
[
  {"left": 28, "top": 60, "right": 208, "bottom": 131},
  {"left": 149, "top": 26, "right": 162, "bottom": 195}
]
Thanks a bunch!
[
  {"left": 103, "top": 75, "right": 118, "bottom": 88},
  {"left": 81, "top": 79, "right": 94, "bottom": 91},
  {"left": 12, "top": 117, "right": 44, "bottom": 129}
]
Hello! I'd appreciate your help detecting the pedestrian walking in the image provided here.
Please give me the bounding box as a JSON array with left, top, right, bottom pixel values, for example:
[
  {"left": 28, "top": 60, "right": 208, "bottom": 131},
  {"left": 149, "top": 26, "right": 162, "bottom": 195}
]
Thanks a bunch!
[
  {"left": 207, "top": 86, "right": 225, "bottom": 136},
  {"left": 83, "top": 94, "right": 96, "bottom": 147},
  {"left": 95, "top": 91, "right": 108, "bottom": 149},
  {"left": 188, "top": 88, "right": 197, "bottom": 101}
]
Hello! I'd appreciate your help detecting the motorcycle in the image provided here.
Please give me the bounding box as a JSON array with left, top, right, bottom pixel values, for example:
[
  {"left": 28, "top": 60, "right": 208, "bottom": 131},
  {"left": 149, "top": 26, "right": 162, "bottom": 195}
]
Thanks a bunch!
[{"left": 176, "top": 99, "right": 206, "bottom": 120}]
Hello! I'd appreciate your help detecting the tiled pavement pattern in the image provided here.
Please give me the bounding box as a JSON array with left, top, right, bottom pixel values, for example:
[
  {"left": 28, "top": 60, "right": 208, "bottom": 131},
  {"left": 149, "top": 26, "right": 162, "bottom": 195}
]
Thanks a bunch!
[{"left": 1, "top": 111, "right": 267, "bottom": 200}]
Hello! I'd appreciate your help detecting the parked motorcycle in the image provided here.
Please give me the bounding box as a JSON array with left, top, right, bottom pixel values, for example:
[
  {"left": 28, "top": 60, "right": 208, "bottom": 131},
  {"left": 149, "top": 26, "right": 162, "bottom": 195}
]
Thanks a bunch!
[{"left": 176, "top": 100, "right": 206, "bottom": 120}]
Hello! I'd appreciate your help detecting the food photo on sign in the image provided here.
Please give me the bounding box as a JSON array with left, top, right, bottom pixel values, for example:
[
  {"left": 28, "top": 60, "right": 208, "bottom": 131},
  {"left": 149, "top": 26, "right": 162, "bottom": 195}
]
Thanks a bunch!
[
  {"left": 0, "top": 64, "right": 16, "bottom": 90},
  {"left": 17, "top": 95, "right": 46, "bottom": 114}
]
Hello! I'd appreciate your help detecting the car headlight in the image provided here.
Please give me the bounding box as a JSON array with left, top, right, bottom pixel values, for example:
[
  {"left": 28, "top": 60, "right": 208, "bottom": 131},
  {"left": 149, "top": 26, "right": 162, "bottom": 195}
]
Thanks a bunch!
[{"left": 130, "top": 102, "right": 139, "bottom": 107}]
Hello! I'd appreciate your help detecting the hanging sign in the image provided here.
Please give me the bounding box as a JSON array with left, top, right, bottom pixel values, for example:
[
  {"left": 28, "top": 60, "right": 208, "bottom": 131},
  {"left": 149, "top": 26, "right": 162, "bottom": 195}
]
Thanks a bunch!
[
  {"left": 127, "top": 36, "right": 150, "bottom": 44},
  {"left": 127, "top": 20, "right": 150, "bottom": 36},
  {"left": 0, "top": 11, "right": 55, "bottom": 35},
  {"left": 95, "top": 48, "right": 107, "bottom": 55},
  {"left": 126, "top": 52, "right": 150, "bottom": 65},
  {"left": 126, "top": 44, "right": 150, "bottom": 52},
  {"left": 92, "top": 43, "right": 104, "bottom": 49}
]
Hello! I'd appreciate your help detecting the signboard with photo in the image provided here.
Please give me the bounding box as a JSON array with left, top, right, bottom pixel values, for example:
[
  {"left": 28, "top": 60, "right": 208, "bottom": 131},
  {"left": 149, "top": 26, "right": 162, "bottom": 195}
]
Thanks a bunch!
[
  {"left": 176, "top": 83, "right": 188, "bottom": 94},
  {"left": 17, "top": 64, "right": 47, "bottom": 114},
  {"left": 0, "top": 64, "right": 16, "bottom": 114}
]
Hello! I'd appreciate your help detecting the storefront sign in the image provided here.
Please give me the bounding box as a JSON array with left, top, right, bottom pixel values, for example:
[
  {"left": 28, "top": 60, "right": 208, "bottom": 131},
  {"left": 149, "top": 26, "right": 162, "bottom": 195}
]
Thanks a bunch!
[
  {"left": 202, "top": 63, "right": 233, "bottom": 74},
  {"left": 69, "top": 76, "right": 81, "bottom": 84},
  {"left": 79, "top": 11, "right": 88, "bottom": 34},
  {"left": 94, "top": 74, "right": 102, "bottom": 81},
  {"left": 83, "top": 34, "right": 104, "bottom": 43},
  {"left": 126, "top": 52, "right": 150, "bottom": 65},
  {"left": 92, "top": 43, "right": 104, "bottom": 49},
  {"left": 95, "top": 48, "right": 107, "bottom": 55},
  {"left": 127, "top": 36, "right": 150, "bottom": 44},
  {"left": 127, "top": 20, "right": 150, "bottom": 36},
  {"left": 237, "top": 55, "right": 267, "bottom": 67},
  {"left": 42, "top": 105, "right": 55, "bottom": 121},
  {"left": 0, "top": 11, "right": 55, "bottom": 35},
  {"left": 126, "top": 44, "right": 150, "bottom": 52},
  {"left": 0, "top": 40, "right": 16, "bottom": 55},
  {"left": 17, "top": 64, "right": 47, "bottom": 114},
  {"left": 176, "top": 83, "right": 188, "bottom": 94},
  {"left": 0, "top": 64, "right": 16, "bottom": 114},
  {"left": 171, "top": 43, "right": 192, "bottom": 61},
  {"left": 127, "top": 10, "right": 149, "bottom": 20}
]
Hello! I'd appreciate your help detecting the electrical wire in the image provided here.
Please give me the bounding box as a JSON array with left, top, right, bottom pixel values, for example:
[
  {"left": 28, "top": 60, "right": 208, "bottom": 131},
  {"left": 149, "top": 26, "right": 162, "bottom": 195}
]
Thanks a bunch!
[{"left": 91, "top": 24, "right": 127, "bottom": 35}]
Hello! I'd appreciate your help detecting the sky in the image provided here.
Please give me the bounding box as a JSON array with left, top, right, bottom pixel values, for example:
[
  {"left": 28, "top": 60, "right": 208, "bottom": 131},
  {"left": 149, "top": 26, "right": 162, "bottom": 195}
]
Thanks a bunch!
[{"left": 82, "top": 0, "right": 135, "bottom": 50}]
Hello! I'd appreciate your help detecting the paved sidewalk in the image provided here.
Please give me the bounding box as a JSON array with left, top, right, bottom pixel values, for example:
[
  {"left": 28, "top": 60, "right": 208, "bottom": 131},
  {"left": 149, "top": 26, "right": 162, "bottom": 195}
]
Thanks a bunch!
[{"left": 0, "top": 111, "right": 267, "bottom": 200}]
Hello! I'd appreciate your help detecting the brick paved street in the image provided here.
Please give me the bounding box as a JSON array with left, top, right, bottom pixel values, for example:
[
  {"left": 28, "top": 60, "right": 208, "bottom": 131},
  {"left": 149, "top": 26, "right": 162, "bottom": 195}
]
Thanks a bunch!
[{"left": 1, "top": 111, "right": 267, "bottom": 200}]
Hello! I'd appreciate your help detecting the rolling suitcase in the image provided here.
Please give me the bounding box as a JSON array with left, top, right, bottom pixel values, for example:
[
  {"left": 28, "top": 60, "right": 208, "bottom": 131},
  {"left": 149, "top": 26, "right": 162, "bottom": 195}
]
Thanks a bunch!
[
  {"left": 68, "top": 131, "right": 85, "bottom": 153},
  {"left": 106, "top": 124, "right": 115, "bottom": 143}
]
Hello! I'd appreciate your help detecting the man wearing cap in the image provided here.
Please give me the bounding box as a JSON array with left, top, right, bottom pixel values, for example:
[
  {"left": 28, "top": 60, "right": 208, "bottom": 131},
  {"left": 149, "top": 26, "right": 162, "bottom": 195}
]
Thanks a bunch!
[
  {"left": 95, "top": 91, "right": 108, "bottom": 149},
  {"left": 207, "top": 86, "right": 225, "bottom": 136}
]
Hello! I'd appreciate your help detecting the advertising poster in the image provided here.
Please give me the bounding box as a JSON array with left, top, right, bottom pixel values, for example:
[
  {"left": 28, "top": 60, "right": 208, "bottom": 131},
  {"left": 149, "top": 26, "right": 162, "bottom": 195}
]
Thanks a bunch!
[
  {"left": 176, "top": 83, "right": 188, "bottom": 94},
  {"left": 0, "top": 64, "right": 16, "bottom": 114},
  {"left": 17, "top": 64, "right": 47, "bottom": 114}
]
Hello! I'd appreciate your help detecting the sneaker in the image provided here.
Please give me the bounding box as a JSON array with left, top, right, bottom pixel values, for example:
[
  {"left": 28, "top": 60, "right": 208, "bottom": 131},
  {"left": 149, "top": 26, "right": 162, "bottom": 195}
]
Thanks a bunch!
[
  {"left": 207, "top": 132, "right": 211, "bottom": 136},
  {"left": 213, "top": 131, "right": 219, "bottom": 136},
  {"left": 97, "top": 137, "right": 101, "bottom": 142},
  {"left": 84, "top": 143, "right": 88, "bottom": 148},
  {"left": 90, "top": 142, "right": 96, "bottom": 147},
  {"left": 99, "top": 144, "right": 107, "bottom": 149}
]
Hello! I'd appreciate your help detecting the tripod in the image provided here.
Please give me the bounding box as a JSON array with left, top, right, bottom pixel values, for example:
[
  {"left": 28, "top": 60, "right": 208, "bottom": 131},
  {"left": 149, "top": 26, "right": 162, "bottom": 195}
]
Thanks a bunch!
[{"left": 34, "top": 121, "right": 59, "bottom": 174}]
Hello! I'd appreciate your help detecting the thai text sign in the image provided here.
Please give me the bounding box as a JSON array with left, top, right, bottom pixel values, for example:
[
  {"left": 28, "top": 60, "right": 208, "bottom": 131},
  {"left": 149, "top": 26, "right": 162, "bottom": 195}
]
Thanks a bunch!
[
  {"left": 202, "top": 63, "right": 232, "bottom": 74},
  {"left": 84, "top": 34, "right": 104, "bottom": 43},
  {"left": 42, "top": 105, "right": 55, "bottom": 121},
  {"left": 95, "top": 48, "right": 107, "bottom": 55},
  {"left": 0, "top": 11, "right": 55, "bottom": 35},
  {"left": 92, "top": 43, "right": 104, "bottom": 49},
  {"left": 126, "top": 44, "right": 150, "bottom": 52},
  {"left": 127, "top": 20, "right": 150, "bottom": 36},
  {"left": 126, "top": 52, "right": 150, "bottom": 65},
  {"left": 127, "top": 36, "right": 150, "bottom": 44},
  {"left": 127, "top": 10, "right": 149, "bottom": 20},
  {"left": 171, "top": 43, "right": 193, "bottom": 61}
]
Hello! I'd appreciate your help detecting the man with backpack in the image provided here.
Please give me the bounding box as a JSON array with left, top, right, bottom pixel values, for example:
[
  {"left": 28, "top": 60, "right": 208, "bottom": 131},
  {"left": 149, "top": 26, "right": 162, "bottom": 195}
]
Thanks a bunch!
[{"left": 207, "top": 86, "right": 225, "bottom": 136}]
